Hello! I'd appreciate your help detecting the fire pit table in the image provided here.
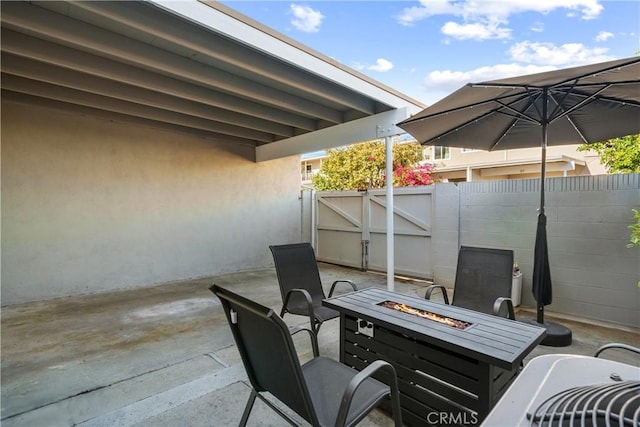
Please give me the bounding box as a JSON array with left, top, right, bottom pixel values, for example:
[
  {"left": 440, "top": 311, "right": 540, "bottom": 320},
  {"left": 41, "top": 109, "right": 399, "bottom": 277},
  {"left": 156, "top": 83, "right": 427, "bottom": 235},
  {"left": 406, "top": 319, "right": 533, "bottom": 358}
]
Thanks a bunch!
[{"left": 323, "top": 287, "right": 546, "bottom": 426}]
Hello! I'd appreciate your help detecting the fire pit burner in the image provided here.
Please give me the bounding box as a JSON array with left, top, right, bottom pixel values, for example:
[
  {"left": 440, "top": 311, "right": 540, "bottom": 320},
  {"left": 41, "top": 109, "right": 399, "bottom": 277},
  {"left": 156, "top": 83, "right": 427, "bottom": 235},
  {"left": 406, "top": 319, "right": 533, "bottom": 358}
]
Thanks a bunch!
[{"left": 378, "top": 300, "right": 472, "bottom": 330}]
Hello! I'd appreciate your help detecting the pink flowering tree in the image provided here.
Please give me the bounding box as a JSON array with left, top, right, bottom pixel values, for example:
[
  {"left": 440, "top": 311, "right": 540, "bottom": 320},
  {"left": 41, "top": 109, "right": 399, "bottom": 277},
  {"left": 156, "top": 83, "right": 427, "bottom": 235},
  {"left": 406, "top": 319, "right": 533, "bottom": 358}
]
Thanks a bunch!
[
  {"left": 313, "top": 140, "right": 437, "bottom": 190},
  {"left": 392, "top": 163, "right": 435, "bottom": 187}
]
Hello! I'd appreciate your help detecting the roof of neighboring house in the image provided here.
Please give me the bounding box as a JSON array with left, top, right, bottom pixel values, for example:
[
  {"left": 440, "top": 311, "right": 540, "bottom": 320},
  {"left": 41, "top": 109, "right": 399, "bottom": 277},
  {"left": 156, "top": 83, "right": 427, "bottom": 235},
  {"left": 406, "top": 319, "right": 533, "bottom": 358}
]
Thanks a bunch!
[
  {"left": 301, "top": 151, "right": 328, "bottom": 161},
  {"left": 0, "top": 1, "right": 425, "bottom": 162},
  {"left": 431, "top": 155, "right": 586, "bottom": 178}
]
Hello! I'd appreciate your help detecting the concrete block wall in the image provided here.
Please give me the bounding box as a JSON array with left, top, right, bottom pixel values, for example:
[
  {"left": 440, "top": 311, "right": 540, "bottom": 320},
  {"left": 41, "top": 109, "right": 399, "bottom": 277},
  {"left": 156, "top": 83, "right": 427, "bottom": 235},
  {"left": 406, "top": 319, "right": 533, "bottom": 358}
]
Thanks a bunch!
[
  {"left": 430, "top": 183, "right": 460, "bottom": 288},
  {"left": 456, "top": 174, "right": 640, "bottom": 328}
]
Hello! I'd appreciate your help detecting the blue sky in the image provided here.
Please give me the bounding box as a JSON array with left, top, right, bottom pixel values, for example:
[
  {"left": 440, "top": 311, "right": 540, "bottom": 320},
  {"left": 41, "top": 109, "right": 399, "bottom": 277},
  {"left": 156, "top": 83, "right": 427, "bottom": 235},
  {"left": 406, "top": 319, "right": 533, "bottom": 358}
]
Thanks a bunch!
[{"left": 220, "top": 0, "right": 639, "bottom": 105}]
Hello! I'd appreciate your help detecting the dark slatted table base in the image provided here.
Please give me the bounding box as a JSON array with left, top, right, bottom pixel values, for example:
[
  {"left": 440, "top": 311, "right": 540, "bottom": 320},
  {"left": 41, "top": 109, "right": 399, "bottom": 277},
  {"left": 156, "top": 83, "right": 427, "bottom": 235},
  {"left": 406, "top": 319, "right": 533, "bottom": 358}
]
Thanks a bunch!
[
  {"left": 343, "top": 316, "right": 516, "bottom": 427},
  {"left": 324, "top": 288, "right": 546, "bottom": 427}
]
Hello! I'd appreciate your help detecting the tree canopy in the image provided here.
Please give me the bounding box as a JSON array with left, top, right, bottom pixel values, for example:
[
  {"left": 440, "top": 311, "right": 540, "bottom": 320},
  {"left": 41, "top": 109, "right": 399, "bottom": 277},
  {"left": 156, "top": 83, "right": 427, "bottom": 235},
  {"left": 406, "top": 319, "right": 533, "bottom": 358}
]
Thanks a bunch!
[
  {"left": 312, "top": 140, "right": 435, "bottom": 191},
  {"left": 577, "top": 134, "right": 640, "bottom": 173}
]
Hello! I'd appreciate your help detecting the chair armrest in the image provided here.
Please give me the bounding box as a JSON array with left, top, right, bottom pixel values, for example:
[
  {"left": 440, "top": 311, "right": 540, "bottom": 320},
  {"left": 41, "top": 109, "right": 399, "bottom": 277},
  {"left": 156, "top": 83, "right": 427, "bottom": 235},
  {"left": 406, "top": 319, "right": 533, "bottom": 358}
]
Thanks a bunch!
[
  {"left": 424, "top": 284, "right": 450, "bottom": 304},
  {"left": 327, "top": 280, "right": 358, "bottom": 298},
  {"left": 336, "top": 360, "right": 402, "bottom": 427},
  {"left": 289, "top": 326, "right": 319, "bottom": 357},
  {"left": 281, "top": 288, "right": 316, "bottom": 332},
  {"left": 493, "top": 297, "right": 515, "bottom": 320},
  {"left": 594, "top": 343, "right": 640, "bottom": 358}
]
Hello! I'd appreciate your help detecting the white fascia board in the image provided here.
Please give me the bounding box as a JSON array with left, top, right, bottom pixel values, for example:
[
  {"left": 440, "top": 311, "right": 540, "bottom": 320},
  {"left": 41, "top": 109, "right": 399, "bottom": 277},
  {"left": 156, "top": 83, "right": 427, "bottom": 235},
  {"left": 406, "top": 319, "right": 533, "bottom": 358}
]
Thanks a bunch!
[
  {"left": 150, "top": 1, "right": 423, "bottom": 109},
  {"left": 256, "top": 108, "right": 414, "bottom": 162},
  {"left": 436, "top": 156, "right": 584, "bottom": 173}
]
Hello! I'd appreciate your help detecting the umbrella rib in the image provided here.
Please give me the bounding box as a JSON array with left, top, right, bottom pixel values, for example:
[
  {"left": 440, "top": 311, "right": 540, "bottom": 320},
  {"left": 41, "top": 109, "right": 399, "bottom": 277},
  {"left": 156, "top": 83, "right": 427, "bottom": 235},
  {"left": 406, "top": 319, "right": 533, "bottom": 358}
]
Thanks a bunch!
[
  {"left": 475, "top": 57, "right": 640, "bottom": 92},
  {"left": 547, "top": 57, "right": 640, "bottom": 90},
  {"left": 548, "top": 92, "right": 590, "bottom": 144},
  {"left": 398, "top": 90, "right": 528, "bottom": 124},
  {"left": 554, "top": 88, "right": 640, "bottom": 110},
  {"left": 488, "top": 122, "right": 514, "bottom": 150},
  {"left": 526, "top": 86, "right": 544, "bottom": 122},
  {"left": 489, "top": 88, "right": 545, "bottom": 150},
  {"left": 421, "top": 109, "right": 500, "bottom": 143},
  {"left": 495, "top": 97, "right": 541, "bottom": 125},
  {"left": 548, "top": 79, "right": 579, "bottom": 120},
  {"left": 558, "top": 79, "right": 640, "bottom": 90},
  {"left": 489, "top": 90, "right": 541, "bottom": 150},
  {"left": 409, "top": 91, "right": 534, "bottom": 143},
  {"left": 547, "top": 83, "right": 640, "bottom": 124},
  {"left": 565, "top": 116, "right": 589, "bottom": 144},
  {"left": 548, "top": 84, "right": 610, "bottom": 123}
]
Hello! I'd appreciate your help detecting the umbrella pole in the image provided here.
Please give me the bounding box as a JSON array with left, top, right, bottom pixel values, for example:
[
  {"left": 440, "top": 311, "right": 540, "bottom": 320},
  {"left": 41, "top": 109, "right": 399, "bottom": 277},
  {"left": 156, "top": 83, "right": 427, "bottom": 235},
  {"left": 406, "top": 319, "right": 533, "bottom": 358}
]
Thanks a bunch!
[
  {"left": 537, "top": 122, "right": 547, "bottom": 324},
  {"left": 527, "top": 107, "right": 572, "bottom": 346},
  {"left": 536, "top": 303, "right": 545, "bottom": 323}
]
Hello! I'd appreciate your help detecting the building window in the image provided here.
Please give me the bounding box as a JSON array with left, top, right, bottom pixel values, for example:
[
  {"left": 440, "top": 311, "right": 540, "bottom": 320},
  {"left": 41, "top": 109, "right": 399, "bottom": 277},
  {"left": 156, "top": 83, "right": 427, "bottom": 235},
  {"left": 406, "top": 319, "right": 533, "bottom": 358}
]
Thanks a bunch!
[
  {"left": 301, "top": 163, "right": 314, "bottom": 181},
  {"left": 434, "top": 146, "right": 451, "bottom": 160}
]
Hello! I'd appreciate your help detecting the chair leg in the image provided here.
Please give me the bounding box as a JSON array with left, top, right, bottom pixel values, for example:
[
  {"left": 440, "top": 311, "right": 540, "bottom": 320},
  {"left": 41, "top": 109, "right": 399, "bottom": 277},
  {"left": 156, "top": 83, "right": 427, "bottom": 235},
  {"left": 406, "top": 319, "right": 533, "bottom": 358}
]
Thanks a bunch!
[
  {"left": 239, "top": 388, "right": 258, "bottom": 427},
  {"left": 388, "top": 370, "right": 403, "bottom": 427},
  {"left": 314, "top": 321, "right": 322, "bottom": 336}
]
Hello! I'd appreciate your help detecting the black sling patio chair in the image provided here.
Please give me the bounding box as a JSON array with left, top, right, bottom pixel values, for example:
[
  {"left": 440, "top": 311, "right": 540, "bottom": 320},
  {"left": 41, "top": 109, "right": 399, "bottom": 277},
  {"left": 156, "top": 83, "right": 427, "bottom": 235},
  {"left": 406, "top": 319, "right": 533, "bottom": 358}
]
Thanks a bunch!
[
  {"left": 425, "top": 246, "right": 516, "bottom": 319},
  {"left": 210, "top": 284, "right": 403, "bottom": 427},
  {"left": 269, "top": 243, "right": 357, "bottom": 334},
  {"left": 594, "top": 343, "right": 640, "bottom": 359}
]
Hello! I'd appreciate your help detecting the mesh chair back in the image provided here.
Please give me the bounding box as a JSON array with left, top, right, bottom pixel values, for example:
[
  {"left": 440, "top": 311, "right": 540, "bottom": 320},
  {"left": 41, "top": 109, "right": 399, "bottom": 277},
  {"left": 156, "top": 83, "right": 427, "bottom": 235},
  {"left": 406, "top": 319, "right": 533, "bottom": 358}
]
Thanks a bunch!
[
  {"left": 269, "top": 243, "right": 326, "bottom": 311},
  {"left": 452, "top": 246, "right": 514, "bottom": 315},
  {"left": 211, "top": 285, "right": 318, "bottom": 424}
]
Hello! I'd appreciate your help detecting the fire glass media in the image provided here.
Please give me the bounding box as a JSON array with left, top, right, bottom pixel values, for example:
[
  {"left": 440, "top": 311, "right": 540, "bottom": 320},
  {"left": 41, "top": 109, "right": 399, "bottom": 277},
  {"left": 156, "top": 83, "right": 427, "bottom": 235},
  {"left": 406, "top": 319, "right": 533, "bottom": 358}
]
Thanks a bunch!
[{"left": 378, "top": 300, "right": 472, "bottom": 330}]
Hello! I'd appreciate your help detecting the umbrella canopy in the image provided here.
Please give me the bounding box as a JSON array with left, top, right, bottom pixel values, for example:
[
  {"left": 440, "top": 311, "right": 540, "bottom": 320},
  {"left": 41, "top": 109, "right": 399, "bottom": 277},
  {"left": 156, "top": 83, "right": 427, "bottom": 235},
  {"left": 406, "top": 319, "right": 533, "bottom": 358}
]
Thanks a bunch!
[
  {"left": 398, "top": 57, "right": 640, "bottom": 150},
  {"left": 398, "top": 57, "right": 640, "bottom": 343}
]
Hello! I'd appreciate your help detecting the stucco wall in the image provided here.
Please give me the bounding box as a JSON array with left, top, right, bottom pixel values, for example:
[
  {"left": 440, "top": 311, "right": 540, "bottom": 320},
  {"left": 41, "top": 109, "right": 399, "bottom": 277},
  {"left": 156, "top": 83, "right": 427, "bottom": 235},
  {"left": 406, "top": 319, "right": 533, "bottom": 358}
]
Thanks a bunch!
[{"left": 1, "top": 100, "right": 301, "bottom": 305}]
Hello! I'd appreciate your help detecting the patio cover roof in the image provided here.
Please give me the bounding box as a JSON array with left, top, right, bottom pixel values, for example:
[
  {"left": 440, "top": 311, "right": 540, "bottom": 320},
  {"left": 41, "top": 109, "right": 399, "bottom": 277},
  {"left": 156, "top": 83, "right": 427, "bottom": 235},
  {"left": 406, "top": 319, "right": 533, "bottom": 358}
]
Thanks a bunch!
[{"left": 0, "top": 1, "right": 425, "bottom": 162}]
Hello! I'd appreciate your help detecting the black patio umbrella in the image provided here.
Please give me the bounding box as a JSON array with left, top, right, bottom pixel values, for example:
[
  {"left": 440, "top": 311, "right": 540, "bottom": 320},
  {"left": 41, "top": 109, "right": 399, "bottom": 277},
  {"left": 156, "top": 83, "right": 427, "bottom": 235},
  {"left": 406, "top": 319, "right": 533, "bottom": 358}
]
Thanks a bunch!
[{"left": 398, "top": 56, "right": 640, "bottom": 346}]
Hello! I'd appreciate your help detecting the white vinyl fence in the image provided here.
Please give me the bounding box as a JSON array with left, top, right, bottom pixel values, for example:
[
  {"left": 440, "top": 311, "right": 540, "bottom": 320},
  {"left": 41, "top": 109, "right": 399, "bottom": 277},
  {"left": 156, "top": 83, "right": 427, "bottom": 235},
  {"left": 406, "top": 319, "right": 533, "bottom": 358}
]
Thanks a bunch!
[{"left": 315, "top": 187, "right": 437, "bottom": 279}]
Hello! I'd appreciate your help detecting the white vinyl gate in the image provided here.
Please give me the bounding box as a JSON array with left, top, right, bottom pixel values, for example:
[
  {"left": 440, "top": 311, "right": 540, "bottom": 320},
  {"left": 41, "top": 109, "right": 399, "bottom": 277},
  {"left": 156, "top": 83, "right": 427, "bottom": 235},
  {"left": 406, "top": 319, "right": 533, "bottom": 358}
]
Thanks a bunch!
[{"left": 315, "top": 187, "right": 434, "bottom": 280}]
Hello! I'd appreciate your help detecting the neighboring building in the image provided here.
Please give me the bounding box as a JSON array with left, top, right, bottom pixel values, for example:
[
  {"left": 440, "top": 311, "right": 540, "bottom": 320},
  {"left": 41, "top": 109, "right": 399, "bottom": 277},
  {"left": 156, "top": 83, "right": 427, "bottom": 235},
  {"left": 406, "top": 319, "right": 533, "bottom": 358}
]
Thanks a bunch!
[
  {"left": 301, "top": 150, "right": 327, "bottom": 184},
  {"left": 424, "top": 144, "right": 606, "bottom": 182},
  {"left": 301, "top": 138, "right": 607, "bottom": 185}
]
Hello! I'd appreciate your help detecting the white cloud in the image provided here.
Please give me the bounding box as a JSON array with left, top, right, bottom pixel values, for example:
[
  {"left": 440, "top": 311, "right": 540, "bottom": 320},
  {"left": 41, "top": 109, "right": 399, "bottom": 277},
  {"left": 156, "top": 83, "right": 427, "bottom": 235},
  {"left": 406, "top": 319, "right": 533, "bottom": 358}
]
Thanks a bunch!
[
  {"left": 367, "top": 58, "right": 394, "bottom": 72},
  {"left": 395, "top": 0, "right": 603, "bottom": 44},
  {"left": 289, "top": 4, "right": 324, "bottom": 33},
  {"left": 396, "top": 0, "right": 459, "bottom": 26},
  {"left": 397, "top": 0, "right": 603, "bottom": 25},
  {"left": 509, "top": 41, "right": 612, "bottom": 65},
  {"left": 353, "top": 58, "right": 394, "bottom": 73},
  {"left": 595, "top": 31, "right": 614, "bottom": 42},
  {"left": 424, "top": 63, "right": 555, "bottom": 90},
  {"left": 530, "top": 21, "right": 545, "bottom": 32},
  {"left": 420, "top": 40, "right": 613, "bottom": 104},
  {"left": 420, "top": 62, "right": 558, "bottom": 104},
  {"left": 441, "top": 21, "right": 511, "bottom": 40}
]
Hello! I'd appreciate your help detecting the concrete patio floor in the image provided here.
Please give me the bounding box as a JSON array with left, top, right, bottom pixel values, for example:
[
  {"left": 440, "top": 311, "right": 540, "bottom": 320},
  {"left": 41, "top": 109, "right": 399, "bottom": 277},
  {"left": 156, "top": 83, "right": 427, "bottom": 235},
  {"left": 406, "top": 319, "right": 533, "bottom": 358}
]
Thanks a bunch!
[{"left": 2, "top": 263, "right": 638, "bottom": 427}]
